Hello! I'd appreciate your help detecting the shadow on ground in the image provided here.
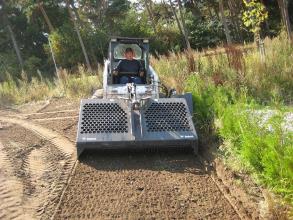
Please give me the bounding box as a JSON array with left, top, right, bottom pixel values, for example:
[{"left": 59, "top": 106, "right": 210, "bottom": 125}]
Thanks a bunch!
[{"left": 79, "top": 148, "right": 207, "bottom": 175}]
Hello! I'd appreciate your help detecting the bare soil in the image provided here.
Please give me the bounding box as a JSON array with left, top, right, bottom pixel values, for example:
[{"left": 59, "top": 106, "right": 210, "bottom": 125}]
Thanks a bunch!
[
  {"left": 0, "top": 124, "right": 69, "bottom": 219},
  {"left": 36, "top": 118, "right": 77, "bottom": 142},
  {"left": 0, "top": 98, "right": 269, "bottom": 220},
  {"left": 55, "top": 151, "right": 240, "bottom": 220}
]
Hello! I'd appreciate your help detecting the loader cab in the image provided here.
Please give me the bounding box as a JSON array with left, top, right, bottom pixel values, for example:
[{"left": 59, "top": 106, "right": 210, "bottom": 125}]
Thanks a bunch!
[
  {"left": 108, "top": 37, "right": 150, "bottom": 85},
  {"left": 103, "top": 37, "right": 159, "bottom": 100}
]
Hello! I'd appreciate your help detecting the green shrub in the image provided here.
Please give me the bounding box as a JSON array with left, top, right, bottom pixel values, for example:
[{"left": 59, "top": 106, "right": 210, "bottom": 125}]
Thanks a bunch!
[
  {"left": 184, "top": 73, "right": 293, "bottom": 204},
  {"left": 219, "top": 105, "right": 293, "bottom": 203}
]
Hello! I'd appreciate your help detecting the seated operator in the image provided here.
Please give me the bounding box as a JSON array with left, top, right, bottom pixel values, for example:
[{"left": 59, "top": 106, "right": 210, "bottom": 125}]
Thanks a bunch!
[{"left": 113, "top": 47, "right": 144, "bottom": 84}]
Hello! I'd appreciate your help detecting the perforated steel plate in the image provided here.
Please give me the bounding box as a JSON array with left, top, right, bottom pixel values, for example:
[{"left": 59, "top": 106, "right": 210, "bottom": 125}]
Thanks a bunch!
[
  {"left": 80, "top": 102, "right": 128, "bottom": 134},
  {"left": 144, "top": 102, "right": 191, "bottom": 132}
]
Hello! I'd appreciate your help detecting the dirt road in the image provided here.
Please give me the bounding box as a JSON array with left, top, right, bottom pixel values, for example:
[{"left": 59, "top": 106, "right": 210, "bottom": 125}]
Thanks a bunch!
[{"left": 0, "top": 99, "right": 261, "bottom": 219}]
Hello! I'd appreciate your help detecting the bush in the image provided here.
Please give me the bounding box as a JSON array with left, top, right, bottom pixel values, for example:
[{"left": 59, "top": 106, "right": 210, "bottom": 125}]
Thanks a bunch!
[
  {"left": 184, "top": 73, "right": 293, "bottom": 205},
  {"left": 218, "top": 104, "right": 293, "bottom": 203}
]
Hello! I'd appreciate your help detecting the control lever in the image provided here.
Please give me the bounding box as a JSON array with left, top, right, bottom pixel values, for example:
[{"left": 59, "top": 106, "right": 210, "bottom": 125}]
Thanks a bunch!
[{"left": 118, "top": 83, "right": 152, "bottom": 110}]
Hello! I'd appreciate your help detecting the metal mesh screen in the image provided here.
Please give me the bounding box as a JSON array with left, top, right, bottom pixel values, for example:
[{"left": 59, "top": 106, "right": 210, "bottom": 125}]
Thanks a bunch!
[
  {"left": 80, "top": 103, "right": 128, "bottom": 134},
  {"left": 144, "top": 102, "right": 191, "bottom": 132}
]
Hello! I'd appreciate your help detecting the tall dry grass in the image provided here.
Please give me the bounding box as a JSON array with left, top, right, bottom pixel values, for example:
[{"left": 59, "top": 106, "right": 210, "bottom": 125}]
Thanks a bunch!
[
  {"left": 152, "top": 33, "right": 293, "bottom": 105},
  {"left": 0, "top": 65, "right": 102, "bottom": 106}
]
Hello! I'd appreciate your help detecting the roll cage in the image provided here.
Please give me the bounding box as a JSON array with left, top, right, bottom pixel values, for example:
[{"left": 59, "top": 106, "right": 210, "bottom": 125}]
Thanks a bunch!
[{"left": 108, "top": 37, "right": 150, "bottom": 85}]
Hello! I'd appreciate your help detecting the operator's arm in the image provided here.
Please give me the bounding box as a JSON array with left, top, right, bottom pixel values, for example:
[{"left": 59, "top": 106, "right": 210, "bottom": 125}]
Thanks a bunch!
[
  {"left": 138, "top": 60, "right": 144, "bottom": 77},
  {"left": 113, "top": 60, "right": 122, "bottom": 76}
]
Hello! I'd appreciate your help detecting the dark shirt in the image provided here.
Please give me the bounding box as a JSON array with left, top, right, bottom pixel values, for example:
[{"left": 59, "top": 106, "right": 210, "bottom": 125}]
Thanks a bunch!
[{"left": 115, "top": 59, "right": 143, "bottom": 74}]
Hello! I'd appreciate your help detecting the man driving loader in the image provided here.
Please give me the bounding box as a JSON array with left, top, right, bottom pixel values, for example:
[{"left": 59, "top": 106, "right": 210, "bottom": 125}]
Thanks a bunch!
[{"left": 113, "top": 47, "right": 144, "bottom": 84}]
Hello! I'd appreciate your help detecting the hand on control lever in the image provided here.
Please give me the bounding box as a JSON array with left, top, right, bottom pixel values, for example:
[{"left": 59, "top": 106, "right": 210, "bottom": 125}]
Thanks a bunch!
[
  {"left": 139, "top": 71, "right": 144, "bottom": 77},
  {"left": 113, "top": 70, "right": 118, "bottom": 76}
]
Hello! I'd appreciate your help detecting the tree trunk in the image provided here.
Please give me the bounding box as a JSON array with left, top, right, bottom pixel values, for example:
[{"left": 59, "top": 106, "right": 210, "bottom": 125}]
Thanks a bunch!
[
  {"left": 171, "top": 0, "right": 194, "bottom": 71},
  {"left": 212, "top": 3, "right": 221, "bottom": 21},
  {"left": 70, "top": 0, "right": 84, "bottom": 25},
  {"left": 7, "top": 24, "right": 24, "bottom": 70},
  {"left": 90, "top": 47, "right": 99, "bottom": 70},
  {"left": 219, "top": 0, "right": 232, "bottom": 45},
  {"left": 37, "top": 1, "right": 54, "bottom": 32},
  {"left": 176, "top": 0, "right": 191, "bottom": 50},
  {"left": 1, "top": 0, "right": 24, "bottom": 70},
  {"left": 66, "top": 0, "right": 92, "bottom": 71},
  {"left": 277, "top": 0, "right": 292, "bottom": 43},
  {"left": 144, "top": 0, "right": 157, "bottom": 34},
  {"left": 168, "top": 0, "right": 185, "bottom": 41},
  {"left": 227, "top": 0, "right": 243, "bottom": 42}
]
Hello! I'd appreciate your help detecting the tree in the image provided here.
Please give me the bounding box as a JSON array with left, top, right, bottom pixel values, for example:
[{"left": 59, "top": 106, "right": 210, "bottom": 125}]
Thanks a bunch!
[
  {"left": 277, "top": 0, "right": 292, "bottom": 43},
  {"left": 242, "top": 0, "right": 268, "bottom": 39},
  {"left": 176, "top": 0, "right": 191, "bottom": 50},
  {"left": 0, "top": 0, "right": 24, "bottom": 70},
  {"left": 242, "top": 0, "right": 268, "bottom": 61},
  {"left": 37, "top": 1, "right": 54, "bottom": 32},
  {"left": 144, "top": 0, "right": 157, "bottom": 34},
  {"left": 184, "top": 0, "right": 202, "bottom": 19},
  {"left": 168, "top": 0, "right": 190, "bottom": 50},
  {"left": 227, "top": 0, "right": 244, "bottom": 42},
  {"left": 66, "top": 0, "right": 92, "bottom": 71},
  {"left": 219, "top": 0, "right": 232, "bottom": 45}
]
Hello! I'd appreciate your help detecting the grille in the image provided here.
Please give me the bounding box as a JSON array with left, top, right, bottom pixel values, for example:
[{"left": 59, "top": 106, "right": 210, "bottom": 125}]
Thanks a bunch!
[
  {"left": 144, "top": 102, "right": 191, "bottom": 132},
  {"left": 80, "top": 103, "right": 128, "bottom": 134}
]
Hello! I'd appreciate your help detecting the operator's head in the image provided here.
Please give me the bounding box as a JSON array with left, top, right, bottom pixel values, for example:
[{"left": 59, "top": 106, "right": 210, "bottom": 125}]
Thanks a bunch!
[{"left": 125, "top": 48, "right": 134, "bottom": 60}]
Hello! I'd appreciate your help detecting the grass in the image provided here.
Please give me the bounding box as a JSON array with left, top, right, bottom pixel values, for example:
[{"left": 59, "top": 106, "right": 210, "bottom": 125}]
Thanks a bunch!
[
  {"left": 153, "top": 33, "right": 293, "bottom": 211},
  {"left": 0, "top": 65, "right": 102, "bottom": 106},
  {"left": 150, "top": 52, "right": 193, "bottom": 93}
]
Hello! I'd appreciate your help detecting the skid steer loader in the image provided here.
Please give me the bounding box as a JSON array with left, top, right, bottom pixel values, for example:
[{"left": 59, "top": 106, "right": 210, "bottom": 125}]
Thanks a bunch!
[{"left": 76, "top": 37, "right": 198, "bottom": 156}]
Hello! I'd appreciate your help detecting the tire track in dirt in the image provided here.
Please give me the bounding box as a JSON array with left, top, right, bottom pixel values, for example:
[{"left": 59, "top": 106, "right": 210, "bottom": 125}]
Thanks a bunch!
[
  {"left": 30, "top": 109, "right": 77, "bottom": 116},
  {"left": 0, "top": 142, "right": 28, "bottom": 220},
  {"left": 5, "top": 111, "right": 78, "bottom": 121},
  {"left": 22, "top": 146, "right": 61, "bottom": 218},
  {"left": 32, "top": 116, "right": 78, "bottom": 122},
  {"left": 38, "top": 101, "right": 79, "bottom": 113},
  {"left": 38, "top": 156, "right": 77, "bottom": 220},
  {"left": 0, "top": 117, "right": 75, "bottom": 156},
  {"left": 0, "top": 116, "right": 77, "bottom": 219}
]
